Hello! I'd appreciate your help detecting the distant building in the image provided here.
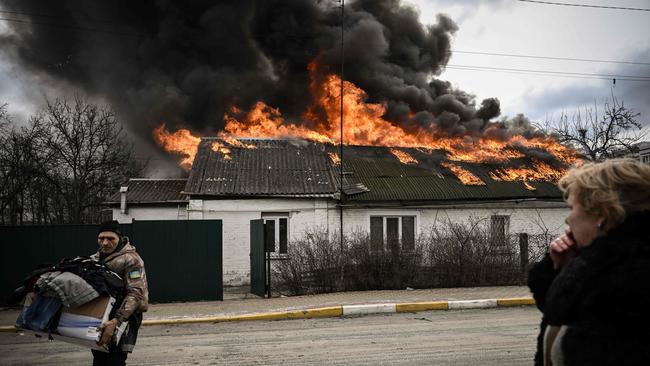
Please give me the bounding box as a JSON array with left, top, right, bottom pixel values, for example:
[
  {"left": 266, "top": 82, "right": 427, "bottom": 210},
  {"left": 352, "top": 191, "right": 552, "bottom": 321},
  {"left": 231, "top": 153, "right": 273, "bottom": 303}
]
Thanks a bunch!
[{"left": 637, "top": 141, "right": 650, "bottom": 165}]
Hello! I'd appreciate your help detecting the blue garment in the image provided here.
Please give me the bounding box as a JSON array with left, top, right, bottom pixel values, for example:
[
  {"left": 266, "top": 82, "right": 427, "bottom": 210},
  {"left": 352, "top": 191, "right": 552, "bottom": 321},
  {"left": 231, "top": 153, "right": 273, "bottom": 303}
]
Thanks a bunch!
[{"left": 15, "top": 295, "right": 62, "bottom": 332}]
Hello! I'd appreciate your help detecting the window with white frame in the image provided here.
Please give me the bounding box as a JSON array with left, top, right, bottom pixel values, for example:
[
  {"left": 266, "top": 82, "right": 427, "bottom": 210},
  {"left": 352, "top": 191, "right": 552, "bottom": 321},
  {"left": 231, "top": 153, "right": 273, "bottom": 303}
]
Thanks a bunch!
[
  {"left": 369, "top": 216, "right": 416, "bottom": 252},
  {"left": 642, "top": 154, "right": 650, "bottom": 165},
  {"left": 262, "top": 212, "right": 289, "bottom": 254},
  {"left": 490, "top": 215, "right": 510, "bottom": 245}
]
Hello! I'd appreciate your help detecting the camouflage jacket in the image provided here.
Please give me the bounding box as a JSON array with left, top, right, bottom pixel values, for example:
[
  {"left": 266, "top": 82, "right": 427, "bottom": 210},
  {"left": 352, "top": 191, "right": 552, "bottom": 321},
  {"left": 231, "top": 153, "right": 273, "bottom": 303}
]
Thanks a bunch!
[{"left": 91, "top": 238, "right": 149, "bottom": 324}]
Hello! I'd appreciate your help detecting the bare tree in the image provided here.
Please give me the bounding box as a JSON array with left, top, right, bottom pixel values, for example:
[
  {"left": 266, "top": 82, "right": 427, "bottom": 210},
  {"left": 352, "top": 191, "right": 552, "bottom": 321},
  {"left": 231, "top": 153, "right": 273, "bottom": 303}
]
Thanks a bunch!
[
  {"left": 33, "top": 97, "right": 144, "bottom": 223},
  {"left": 0, "top": 105, "right": 46, "bottom": 224},
  {"left": 551, "top": 94, "right": 645, "bottom": 161},
  {"left": 1, "top": 98, "right": 145, "bottom": 224}
]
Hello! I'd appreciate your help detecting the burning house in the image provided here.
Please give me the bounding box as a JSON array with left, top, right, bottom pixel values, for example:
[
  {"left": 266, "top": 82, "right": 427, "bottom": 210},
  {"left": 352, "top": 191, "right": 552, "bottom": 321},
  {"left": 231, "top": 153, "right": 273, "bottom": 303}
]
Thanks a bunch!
[
  {"left": 113, "top": 49, "right": 580, "bottom": 286},
  {"left": 106, "top": 14, "right": 580, "bottom": 286},
  {"left": 1, "top": 0, "right": 582, "bottom": 286},
  {"left": 110, "top": 133, "right": 575, "bottom": 286}
]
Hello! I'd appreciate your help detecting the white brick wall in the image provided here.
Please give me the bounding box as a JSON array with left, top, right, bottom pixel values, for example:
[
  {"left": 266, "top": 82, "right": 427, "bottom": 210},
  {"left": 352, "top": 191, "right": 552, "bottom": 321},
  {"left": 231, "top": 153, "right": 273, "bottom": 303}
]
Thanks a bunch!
[
  {"left": 196, "top": 198, "right": 335, "bottom": 286},
  {"left": 112, "top": 205, "right": 185, "bottom": 222},
  {"left": 115, "top": 199, "right": 567, "bottom": 287},
  {"left": 331, "top": 202, "right": 567, "bottom": 239}
]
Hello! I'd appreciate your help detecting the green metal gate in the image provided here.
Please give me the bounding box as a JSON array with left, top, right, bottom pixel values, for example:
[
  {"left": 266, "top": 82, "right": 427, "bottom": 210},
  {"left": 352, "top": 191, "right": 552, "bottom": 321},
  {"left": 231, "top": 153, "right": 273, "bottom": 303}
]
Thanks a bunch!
[
  {"left": 0, "top": 220, "right": 222, "bottom": 304},
  {"left": 131, "top": 220, "right": 222, "bottom": 302},
  {"left": 249, "top": 219, "right": 266, "bottom": 297}
]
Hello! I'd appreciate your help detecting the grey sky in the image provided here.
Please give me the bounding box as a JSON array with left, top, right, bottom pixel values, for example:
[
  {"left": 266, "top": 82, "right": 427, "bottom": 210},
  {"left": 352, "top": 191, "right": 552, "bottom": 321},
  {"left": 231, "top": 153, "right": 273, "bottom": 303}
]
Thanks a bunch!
[
  {"left": 1, "top": 0, "right": 648, "bottom": 131},
  {"left": 407, "top": 0, "right": 650, "bottom": 129}
]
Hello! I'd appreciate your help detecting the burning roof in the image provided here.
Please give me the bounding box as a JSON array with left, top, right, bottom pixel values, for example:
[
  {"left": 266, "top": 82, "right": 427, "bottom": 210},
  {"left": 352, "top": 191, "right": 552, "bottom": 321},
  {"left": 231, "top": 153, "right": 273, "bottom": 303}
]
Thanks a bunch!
[
  {"left": 183, "top": 137, "right": 567, "bottom": 202},
  {"left": 152, "top": 58, "right": 580, "bottom": 190},
  {"left": 184, "top": 138, "right": 336, "bottom": 197},
  {"left": 4, "top": 0, "right": 578, "bottom": 173}
]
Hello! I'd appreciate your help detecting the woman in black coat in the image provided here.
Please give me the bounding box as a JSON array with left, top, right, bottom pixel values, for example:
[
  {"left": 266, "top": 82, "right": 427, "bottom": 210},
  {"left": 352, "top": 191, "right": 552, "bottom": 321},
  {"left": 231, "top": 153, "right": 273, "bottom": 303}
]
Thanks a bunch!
[{"left": 528, "top": 158, "right": 650, "bottom": 365}]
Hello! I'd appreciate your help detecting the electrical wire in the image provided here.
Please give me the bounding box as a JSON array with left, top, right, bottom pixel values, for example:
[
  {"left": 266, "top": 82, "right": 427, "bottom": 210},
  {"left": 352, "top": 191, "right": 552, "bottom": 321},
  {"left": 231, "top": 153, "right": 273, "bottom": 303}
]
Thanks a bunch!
[
  {"left": 445, "top": 64, "right": 650, "bottom": 82},
  {"left": 1, "top": 12, "right": 648, "bottom": 67},
  {"left": 450, "top": 50, "right": 650, "bottom": 66},
  {"left": 518, "top": 0, "right": 650, "bottom": 11},
  {"left": 447, "top": 64, "right": 650, "bottom": 79},
  {"left": 2, "top": 9, "right": 649, "bottom": 79}
]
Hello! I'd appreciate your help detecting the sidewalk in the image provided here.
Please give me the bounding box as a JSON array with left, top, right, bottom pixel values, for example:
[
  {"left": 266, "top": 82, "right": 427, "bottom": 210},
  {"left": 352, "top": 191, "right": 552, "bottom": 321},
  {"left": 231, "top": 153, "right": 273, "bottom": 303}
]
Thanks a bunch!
[{"left": 0, "top": 286, "right": 534, "bottom": 330}]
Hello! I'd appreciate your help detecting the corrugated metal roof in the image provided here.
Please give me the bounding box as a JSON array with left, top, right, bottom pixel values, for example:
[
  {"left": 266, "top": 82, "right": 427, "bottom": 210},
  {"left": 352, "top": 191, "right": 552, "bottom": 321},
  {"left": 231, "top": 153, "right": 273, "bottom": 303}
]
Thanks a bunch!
[
  {"left": 326, "top": 145, "right": 563, "bottom": 202},
  {"left": 184, "top": 139, "right": 564, "bottom": 201},
  {"left": 106, "top": 179, "right": 188, "bottom": 203},
  {"left": 184, "top": 138, "right": 338, "bottom": 196}
]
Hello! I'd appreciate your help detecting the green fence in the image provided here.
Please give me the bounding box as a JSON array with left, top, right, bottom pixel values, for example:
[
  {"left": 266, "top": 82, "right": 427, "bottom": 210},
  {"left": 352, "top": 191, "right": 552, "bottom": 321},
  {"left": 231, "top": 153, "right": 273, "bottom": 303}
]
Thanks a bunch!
[{"left": 0, "top": 220, "right": 222, "bottom": 304}]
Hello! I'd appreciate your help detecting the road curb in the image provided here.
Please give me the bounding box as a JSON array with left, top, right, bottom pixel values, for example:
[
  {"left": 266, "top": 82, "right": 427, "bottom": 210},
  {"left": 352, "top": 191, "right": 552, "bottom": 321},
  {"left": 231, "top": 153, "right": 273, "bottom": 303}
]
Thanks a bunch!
[
  {"left": 0, "top": 297, "right": 535, "bottom": 332},
  {"left": 343, "top": 303, "right": 396, "bottom": 316}
]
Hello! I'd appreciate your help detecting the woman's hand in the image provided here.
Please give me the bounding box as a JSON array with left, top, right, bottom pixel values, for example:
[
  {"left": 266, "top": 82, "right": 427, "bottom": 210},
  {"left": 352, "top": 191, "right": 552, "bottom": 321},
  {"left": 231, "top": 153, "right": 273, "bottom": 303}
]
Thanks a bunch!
[{"left": 549, "top": 232, "right": 577, "bottom": 269}]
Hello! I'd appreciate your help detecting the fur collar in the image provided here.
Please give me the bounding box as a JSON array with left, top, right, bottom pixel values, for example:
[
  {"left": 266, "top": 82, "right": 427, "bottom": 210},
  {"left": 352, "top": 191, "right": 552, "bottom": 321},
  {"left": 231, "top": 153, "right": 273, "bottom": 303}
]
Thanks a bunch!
[{"left": 543, "top": 210, "right": 649, "bottom": 325}]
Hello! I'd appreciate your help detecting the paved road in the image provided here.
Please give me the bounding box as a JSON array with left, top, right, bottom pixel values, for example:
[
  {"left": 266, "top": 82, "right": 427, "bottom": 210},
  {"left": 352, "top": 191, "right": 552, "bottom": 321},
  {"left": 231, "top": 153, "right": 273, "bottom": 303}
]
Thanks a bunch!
[{"left": 0, "top": 307, "right": 540, "bottom": 365}]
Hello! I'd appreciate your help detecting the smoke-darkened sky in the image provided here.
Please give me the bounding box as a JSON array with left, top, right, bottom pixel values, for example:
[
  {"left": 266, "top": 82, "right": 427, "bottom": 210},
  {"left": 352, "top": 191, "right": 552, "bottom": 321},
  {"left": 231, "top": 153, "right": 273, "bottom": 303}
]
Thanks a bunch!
[
  {"left": 0, "top": 1, "right": 503, "bottom": 135},
  {"left": 0, "top": 0, "right": 648, "bottom": 175}
]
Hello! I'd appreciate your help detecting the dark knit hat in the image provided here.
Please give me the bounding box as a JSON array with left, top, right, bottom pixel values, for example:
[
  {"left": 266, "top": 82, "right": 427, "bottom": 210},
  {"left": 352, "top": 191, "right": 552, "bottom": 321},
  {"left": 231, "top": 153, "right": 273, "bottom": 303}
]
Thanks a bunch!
[{"left": 98, "top": 220, "right": 121, "bottom": 236}]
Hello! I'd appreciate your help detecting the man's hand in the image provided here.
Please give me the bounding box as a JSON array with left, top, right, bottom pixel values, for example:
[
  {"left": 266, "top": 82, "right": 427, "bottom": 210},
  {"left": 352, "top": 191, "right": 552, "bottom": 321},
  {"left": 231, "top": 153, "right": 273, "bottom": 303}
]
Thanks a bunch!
[
  {"left": 97, "top": 318, "right": 119, "bottom": 346},
  {"left": 549, "top": 231, "right": 577, "bottom": 269}
]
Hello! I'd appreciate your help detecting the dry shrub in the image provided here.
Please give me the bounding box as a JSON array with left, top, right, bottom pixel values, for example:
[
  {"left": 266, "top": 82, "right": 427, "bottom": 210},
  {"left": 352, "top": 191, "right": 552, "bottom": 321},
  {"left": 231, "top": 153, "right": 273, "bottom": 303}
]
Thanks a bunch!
[{"left": 273, "top": 219, "right": 546, "bottom": 296}]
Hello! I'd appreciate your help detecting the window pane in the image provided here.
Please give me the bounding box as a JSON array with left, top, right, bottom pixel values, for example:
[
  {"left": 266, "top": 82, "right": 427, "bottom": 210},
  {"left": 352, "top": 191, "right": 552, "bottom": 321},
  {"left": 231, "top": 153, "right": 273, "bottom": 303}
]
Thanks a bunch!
[
  {"left": 370, "top": 217, "right": 384, "bottom": 251},
  {"left": 402, "top": 216, "right": 415, "bottom": 251},
  {"left": 279, "top": 218, "right": 288, "bottom": 254},
  {"left": 264, "top": 219, "right": 276, "bottom": 252},
  {"left": 490, "top": 215, "right": 509, "bottom": 245},
  {"left": 386, "top": 218, "right": 399, "bottom": 253}
]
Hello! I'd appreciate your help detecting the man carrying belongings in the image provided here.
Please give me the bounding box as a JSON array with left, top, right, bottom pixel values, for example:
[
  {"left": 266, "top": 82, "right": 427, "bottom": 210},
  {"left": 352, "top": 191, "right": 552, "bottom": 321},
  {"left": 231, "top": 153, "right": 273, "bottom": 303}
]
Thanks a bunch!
[
  {"left": 14, "top": 220, "right": 148, "bottom": 365},
  {"left": 91, "top": 220, "right": 149, "bottom": 366}
]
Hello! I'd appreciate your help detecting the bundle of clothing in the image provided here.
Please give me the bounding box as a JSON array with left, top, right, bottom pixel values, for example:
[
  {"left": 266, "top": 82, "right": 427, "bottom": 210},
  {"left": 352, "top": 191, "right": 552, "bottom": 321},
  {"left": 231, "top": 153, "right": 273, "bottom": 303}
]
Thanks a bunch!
[{"left": 13, "top": 256, "right": 124, "bottom": 333}]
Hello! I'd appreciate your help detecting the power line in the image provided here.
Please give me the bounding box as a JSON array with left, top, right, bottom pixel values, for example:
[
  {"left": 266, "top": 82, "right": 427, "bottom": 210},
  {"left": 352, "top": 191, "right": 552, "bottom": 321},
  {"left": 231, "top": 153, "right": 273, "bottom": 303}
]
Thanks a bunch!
[
  {"left": 518, "top": 0, "right": 650, "bottom": 11},
  {"left": 446, "top": 67, "right": 650, "bottom": 82},
  {"left": 447, "top": 67, "right": 648, "bottom": 82},
  {"left": 447, "top": 64, "right": 650, "bottom": 79},
  {"left": 450, "top": 50, "right": 650, "bottom": 66},
  {"left": 2, "top": 12, "right": 648, "bottom": 68}
]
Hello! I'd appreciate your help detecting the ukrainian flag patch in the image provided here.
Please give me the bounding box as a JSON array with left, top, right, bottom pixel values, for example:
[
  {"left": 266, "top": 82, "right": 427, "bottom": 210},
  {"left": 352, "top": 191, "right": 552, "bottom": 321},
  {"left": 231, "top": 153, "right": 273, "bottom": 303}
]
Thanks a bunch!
[{"left": 128, "top": 270, "right": 142, "bottom": 279}]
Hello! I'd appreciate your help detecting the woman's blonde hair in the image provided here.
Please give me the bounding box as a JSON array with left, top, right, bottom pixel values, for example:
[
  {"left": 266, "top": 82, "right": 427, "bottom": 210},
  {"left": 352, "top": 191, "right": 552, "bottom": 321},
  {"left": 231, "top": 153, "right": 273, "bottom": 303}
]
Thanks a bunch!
[{"left": 558, "top": 158, "right": 650, "bottom": 227}]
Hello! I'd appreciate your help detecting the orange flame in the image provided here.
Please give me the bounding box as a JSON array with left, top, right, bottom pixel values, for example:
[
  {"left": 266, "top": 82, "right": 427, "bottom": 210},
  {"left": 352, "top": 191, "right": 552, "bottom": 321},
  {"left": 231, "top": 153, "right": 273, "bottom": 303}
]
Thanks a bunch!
[
  {"left": 153, "top": 124, "right": 200, "bottom": 167},
  {"left": 221, "top": 61, "right": 561, "bottom": 165},
  {"left": 222, "top": 135, "right": 257, "bottom": 149},
  {"left": 154, "top": 124, "right": 259, "bottom": 167},
  {"left": 390, "top": 149, "right": 418, "bottom": 165},
  {"left": 223, "top": 103, "right": 334, "bottom": 143},
  {"left": 328, "top": 152, "right": 341, "bottom": 165},
  {"left": 489, "top": 160, "right": 565, "bottom": 189},
  {"left": 153, "top": 59, "right": 579, "bottom": 184},
  {"left": 441, "top": 162, "right": 485, "bottom": 185},
  {"left": 211, "top": 142, "right": 232, "bottom": 160}
]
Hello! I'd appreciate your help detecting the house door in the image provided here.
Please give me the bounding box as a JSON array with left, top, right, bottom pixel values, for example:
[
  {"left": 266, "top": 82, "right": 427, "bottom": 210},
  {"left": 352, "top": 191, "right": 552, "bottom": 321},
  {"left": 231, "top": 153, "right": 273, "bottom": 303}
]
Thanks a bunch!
[{"left": 249, "top": 219, "right": 266, "bottom": 297}]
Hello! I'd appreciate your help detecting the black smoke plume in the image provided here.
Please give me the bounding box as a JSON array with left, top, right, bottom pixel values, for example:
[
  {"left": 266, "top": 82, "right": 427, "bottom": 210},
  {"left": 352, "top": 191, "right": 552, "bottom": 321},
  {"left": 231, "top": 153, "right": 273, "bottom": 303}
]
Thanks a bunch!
[{"left": 1, "top": 0, "right": 523, "bottom": 153}]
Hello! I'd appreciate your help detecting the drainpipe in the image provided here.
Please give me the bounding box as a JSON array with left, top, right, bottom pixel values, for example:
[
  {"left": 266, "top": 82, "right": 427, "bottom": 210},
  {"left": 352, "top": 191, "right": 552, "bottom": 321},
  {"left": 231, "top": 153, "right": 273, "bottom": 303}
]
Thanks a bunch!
[{"left": 120, "top": 186, "right": 128, "bottom": 214}]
